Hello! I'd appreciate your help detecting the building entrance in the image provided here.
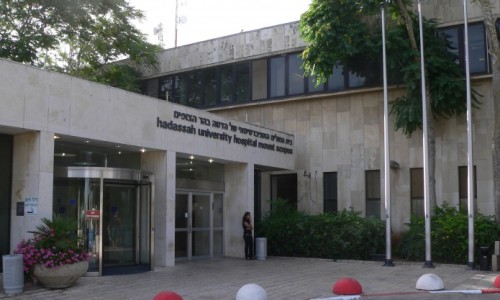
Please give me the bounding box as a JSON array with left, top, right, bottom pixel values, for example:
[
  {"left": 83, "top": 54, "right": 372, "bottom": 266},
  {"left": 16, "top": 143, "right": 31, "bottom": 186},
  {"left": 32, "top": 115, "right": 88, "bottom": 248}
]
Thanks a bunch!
[
  {"left": 175, "top": 191, "right": 224, "bottom": 260},
  {"left": 53, "top": 167, "right": 153, "bottom": 276}
]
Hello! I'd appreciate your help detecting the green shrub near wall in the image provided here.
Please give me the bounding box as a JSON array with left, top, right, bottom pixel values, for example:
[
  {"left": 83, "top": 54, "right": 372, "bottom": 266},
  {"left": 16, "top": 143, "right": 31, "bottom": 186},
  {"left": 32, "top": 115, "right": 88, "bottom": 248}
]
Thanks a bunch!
[
  {"left": 256, "top": 200, "right": 385, "bottom": 260},
  {"left": 397, "top": 203, "right": 500, "bottom": 264}
]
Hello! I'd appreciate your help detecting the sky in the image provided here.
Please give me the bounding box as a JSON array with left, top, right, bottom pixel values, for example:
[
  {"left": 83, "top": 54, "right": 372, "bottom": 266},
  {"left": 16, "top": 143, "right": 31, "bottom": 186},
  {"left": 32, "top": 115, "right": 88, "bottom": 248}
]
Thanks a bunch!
[{"left": 127, "top": 0, "right": 312, "bottom": 49}]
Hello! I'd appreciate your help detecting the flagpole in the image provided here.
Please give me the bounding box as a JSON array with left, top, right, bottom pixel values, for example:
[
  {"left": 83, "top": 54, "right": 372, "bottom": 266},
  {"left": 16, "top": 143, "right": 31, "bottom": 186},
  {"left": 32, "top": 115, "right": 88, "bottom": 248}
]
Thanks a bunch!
[
  {"left": 381, "top": 1, "right": 394, "bottom": 267},
  {"left": 463, "top": 0, "right": 475, "bottom": 270},
  {"left": 418, "top": 0, "right": 434, "bottom": 269}
]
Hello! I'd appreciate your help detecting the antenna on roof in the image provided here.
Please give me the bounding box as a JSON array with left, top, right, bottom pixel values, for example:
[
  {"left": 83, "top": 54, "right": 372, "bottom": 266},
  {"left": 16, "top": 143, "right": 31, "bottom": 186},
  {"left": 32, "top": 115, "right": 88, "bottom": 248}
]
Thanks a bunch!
[{"left": 153, "top": 23, "right": 164, "bottom": 47}]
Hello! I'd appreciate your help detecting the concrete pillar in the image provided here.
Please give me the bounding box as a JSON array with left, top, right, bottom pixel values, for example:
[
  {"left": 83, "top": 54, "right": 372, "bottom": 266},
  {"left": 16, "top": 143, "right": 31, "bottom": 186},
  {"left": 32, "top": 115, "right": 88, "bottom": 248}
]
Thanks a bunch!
[
  {"left": 141, "top": 150, "right": 176, "bottom": 267},
  {"left": 224, "top": 163, "right": 254, "bottom": 258},
  {"left": 10, "top": 131, "right": 54, "bottom": 252}
]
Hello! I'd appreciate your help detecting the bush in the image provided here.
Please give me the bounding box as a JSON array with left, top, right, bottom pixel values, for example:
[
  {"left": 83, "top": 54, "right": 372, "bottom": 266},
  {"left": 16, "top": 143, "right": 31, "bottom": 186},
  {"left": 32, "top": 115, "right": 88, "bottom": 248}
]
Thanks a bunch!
[
  {"left": 397, "top": 203, "right": 500, "bottom": 264},
  {"left": 256, "top": 200, "right": 385, "bottom": 260},
  {"left": 15, "top": 217, "right": 89, "bottom": 281}
]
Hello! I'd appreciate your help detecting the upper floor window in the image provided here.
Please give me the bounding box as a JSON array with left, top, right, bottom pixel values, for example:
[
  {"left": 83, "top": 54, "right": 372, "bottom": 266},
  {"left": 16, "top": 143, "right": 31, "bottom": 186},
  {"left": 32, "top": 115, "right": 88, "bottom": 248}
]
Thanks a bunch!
[
  {"left": 143, "top": 52, "right": 382, "bottom": 108},
  {"left": 438, "top": 22, "right": 488, "bottom": 74},
  {"left": 269, "top": 56, "right": 286, "bottom": 97}
]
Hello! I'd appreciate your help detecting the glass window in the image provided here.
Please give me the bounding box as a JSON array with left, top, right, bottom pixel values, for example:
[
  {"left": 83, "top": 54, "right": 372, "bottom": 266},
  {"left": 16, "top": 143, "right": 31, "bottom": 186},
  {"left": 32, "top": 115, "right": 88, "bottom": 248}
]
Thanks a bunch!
[
  {"left": 159, "top": 76, "right": 173, "bottom": 101},
  {"left": 235, "top": 63, "right": 250, "bottom": 103},
  {"left": 175, "top": 158, "right": 224, "bottom": 182},
  {"left": 439, "top": 28, "right": 460, "bottom": 65},
  {"left": 308, "top": 76, "right": 324, "bottom": 93},
  {"left": 269, "top": 56, "right": 285, "bottom": 97},
  {"left": 438, "top": 22, "right": 488, "bottom": 74},
  {"left": 178, "top": 74, "right": 189, "bottom": 106},
  {"left": 348, "top": 70, "right": 366, "bottom": 88},
  {"left": 288, "top": 54, "right": 304, "bottom": 95},
  {"left": 468, "top": 24, "right": 487, "bottom": 74},
  {"left": 252, "top": 59, "right": 267, "bottom": 100},
  {"left": 324, "top": 172, "right": 337, "bottom": 213},
  {"left": 327, "top": 66, "right": 345, "bottom": 91},
  {"left": 187, "top": 71, "right": 202, "bottom": 108},
  {"left": 366, "top": 170, "right": 381, "bottom": 218},
  {"left": 410, "top": 168, "right": 424, "bottom": 217},
  {"left": 220, "top": 65, "right": 233, "bottom": 104},
  {"left": 204, "top": 68, "right": 217, "bottom": 107},
  {"left": 458, "top": 166, "right": 477, "bottom": 210}
]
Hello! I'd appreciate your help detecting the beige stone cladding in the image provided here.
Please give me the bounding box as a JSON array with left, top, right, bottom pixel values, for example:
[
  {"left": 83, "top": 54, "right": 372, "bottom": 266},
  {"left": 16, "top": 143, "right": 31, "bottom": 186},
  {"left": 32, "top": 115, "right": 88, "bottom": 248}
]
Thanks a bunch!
[{"left": 213, "top": 77, "right": 494, "bottom": 234}]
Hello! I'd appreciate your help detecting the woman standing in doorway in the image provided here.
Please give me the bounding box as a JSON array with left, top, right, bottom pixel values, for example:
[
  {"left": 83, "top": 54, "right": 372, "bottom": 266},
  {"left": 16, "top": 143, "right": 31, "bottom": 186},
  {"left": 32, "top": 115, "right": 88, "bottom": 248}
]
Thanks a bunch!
[{"left": 242, "top": 211, "right": 255, "bottom": 260}]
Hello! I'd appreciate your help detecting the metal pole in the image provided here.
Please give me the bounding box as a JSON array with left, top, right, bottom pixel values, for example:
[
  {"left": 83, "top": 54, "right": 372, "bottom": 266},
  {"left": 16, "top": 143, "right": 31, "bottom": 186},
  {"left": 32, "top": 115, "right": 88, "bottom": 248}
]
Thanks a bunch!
[
  {"left": 463, "top": 0, "right": 475, "bottom": 270},
  {"left": 175, "top": 0, "right": 179, "bottom": 47},
  {"left": 418, "top": 0, "right": 434, "bottom": 268},
  {"left": 381, "top": 2, "right": 393, "bottom": 267}
]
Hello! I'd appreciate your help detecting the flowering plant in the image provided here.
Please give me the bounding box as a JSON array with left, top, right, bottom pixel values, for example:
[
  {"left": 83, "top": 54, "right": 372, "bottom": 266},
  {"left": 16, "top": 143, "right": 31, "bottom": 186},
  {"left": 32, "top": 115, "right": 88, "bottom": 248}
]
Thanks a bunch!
[{"left": 15, "top": 217, "right": 89, "bottom": 280}]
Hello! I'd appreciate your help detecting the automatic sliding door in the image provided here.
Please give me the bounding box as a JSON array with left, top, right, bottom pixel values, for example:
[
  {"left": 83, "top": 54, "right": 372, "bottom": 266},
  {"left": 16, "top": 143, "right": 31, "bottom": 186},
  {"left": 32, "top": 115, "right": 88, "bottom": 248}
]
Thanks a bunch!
[
  {"left": 175, "top": 193, "right": 189, "bottom": 258},
  {"left": 192, "top": 194, "right": 210, "bottom": 258},
  {"left": 175, "top": 192, "right": 223, "bottom": 260}
]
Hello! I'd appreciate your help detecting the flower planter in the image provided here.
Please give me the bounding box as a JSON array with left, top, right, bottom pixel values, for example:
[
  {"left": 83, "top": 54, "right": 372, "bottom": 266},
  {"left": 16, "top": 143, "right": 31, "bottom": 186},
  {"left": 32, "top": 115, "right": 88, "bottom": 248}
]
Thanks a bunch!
[{"left": 33, "top": 260, "right": 88, "bottom": 289}]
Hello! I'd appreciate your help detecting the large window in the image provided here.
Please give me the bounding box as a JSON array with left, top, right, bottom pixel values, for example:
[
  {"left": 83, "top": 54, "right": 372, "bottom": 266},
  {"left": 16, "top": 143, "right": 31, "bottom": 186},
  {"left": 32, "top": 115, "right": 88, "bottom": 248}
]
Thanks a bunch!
[
  {"left": 438, "top": 22, "right": 488, "bottom": 74},
  {"left": 365, "top": 170, "right": 381, "bottom": 218},
  {"left": 204, "top": 68, "right": 217, "bottom": 107},
  {"left": 145, "top": 51, "right": 385, "bottom": 109},
  {"left": 288, "top": 54, "right": 305, "bottom": 95},
  {"left": 323, "top": 172, "right": 337, "bottom": 213},
  {"left": 220, "top": 65, "right": 233, "bottom": 104},
  {"left": 269, "top": 56, "right": 286, "bottom": 97},
  {"left": 410, "top": 168, "right": 424, "bottom": 217},
  {"left": 235, "top": 63, "right": 250, "bottom": 103},
  {"left": 458, "top": 166, "right": 477, "bottom": 210}
]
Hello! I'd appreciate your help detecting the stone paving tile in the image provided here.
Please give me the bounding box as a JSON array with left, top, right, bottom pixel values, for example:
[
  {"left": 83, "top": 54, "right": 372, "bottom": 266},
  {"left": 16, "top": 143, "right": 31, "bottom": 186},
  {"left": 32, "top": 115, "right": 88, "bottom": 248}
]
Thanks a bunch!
[{"left": 1, "top": 257, "right": 499, "bottom": 300}]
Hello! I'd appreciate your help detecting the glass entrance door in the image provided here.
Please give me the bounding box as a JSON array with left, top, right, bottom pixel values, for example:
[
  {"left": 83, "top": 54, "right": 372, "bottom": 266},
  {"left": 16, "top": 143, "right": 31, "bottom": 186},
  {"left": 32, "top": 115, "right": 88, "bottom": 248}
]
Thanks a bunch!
[
  {"left": 53, "top": 167, "right": 153, "bottom": 276},
  {"left": 175, "top": 192, "right": 223, "bottom": 260},
  {"left": 103, "top": 183, "right": 136, "bottom": 267}
]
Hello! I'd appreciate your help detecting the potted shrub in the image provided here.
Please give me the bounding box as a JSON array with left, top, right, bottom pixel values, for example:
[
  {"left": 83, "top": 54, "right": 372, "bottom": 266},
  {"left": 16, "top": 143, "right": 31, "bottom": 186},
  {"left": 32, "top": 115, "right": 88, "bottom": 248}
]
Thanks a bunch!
[{"left": 15, "top": 216, "right": 89, "bottom": 288}]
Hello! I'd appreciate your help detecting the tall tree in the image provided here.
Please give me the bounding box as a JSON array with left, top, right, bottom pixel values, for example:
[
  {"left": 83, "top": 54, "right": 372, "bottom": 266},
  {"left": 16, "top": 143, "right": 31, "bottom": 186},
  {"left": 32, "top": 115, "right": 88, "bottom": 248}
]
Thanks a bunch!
[
  {"left": 0, "top": 0, "right": 160, "bottom": 92},
  {"left": 473, "top": 0, "right": 500, "bottom": 220},
  {"left": 299, "top": 0, "right": 477, "bottom": 212}
]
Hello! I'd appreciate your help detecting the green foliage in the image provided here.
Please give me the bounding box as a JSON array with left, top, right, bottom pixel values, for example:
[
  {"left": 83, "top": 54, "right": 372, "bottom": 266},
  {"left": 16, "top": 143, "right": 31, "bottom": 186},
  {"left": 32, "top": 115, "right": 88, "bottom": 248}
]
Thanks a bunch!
[
  {"left": 29, "top": 216, "right": 82, "bottom": 252},
  {"left": 257, "top": 201, "right": 385, "bottom": 260},
  {"left": 300, "top": 0, "right": 480, "bottom": 137},
  {"left": 397, "top": 203, "right": 500, "bottom": 264},
  {"left": 0, "top": 0, "right": 160, "bottom": 92}
]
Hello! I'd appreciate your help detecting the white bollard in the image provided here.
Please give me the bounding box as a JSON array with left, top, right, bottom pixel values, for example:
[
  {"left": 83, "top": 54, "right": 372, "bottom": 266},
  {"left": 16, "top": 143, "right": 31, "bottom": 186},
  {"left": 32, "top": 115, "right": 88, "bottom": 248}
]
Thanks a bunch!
[{"left": 236, "top": 283, "right": 267, "bottom": 300}]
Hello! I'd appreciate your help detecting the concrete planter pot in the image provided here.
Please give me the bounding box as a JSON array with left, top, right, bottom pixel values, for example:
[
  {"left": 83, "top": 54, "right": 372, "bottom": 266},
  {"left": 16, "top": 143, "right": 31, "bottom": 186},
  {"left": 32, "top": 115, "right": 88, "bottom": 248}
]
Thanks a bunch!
[{"left": 33, "top": 260, "right": 88, "bottom": 289}]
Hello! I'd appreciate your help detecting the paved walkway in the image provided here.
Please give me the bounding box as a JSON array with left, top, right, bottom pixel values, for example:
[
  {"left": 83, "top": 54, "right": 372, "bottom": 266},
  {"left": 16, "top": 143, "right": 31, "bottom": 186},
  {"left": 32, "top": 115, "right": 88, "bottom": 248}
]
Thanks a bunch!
[{"left": 1, "top": 257, "right": 499, "bottom": 299}]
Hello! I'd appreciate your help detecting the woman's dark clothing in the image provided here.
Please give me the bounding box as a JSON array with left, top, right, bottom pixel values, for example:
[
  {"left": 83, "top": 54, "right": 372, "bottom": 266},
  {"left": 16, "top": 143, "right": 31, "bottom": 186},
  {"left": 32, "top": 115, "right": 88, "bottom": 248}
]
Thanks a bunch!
[{"left": 242, "top": 221, "right": 253, "bottom": 259}]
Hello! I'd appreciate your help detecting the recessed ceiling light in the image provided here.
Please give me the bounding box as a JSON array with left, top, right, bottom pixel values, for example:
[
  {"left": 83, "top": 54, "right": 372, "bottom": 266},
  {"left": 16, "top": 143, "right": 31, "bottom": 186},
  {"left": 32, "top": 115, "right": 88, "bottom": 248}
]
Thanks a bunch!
[
  {"left": 208, "top": 158, "right": 214, "bottom": 163},
  {"left": 189, "top": 155, "right": 195, "bottom": 160},
  {"left": 54, "top": 135, "right": 60, "bottom": 139},
  {"left": 140, "top": 148, "right": 146, "bottom": 153}
]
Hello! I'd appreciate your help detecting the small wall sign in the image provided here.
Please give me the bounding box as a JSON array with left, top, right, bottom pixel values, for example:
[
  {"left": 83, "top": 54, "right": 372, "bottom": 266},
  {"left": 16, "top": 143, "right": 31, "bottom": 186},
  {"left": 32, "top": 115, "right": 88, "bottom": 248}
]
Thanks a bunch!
[{"left": 24, "top": 197, "right": 38, "bottom": 215}]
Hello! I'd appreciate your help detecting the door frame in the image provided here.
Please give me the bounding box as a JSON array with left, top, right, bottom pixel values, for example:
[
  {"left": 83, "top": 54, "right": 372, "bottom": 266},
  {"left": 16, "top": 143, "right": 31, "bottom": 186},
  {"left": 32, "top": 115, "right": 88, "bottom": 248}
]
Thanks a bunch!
[{"left": 175, "top": 190, "right": 223, "bottom": 261}]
